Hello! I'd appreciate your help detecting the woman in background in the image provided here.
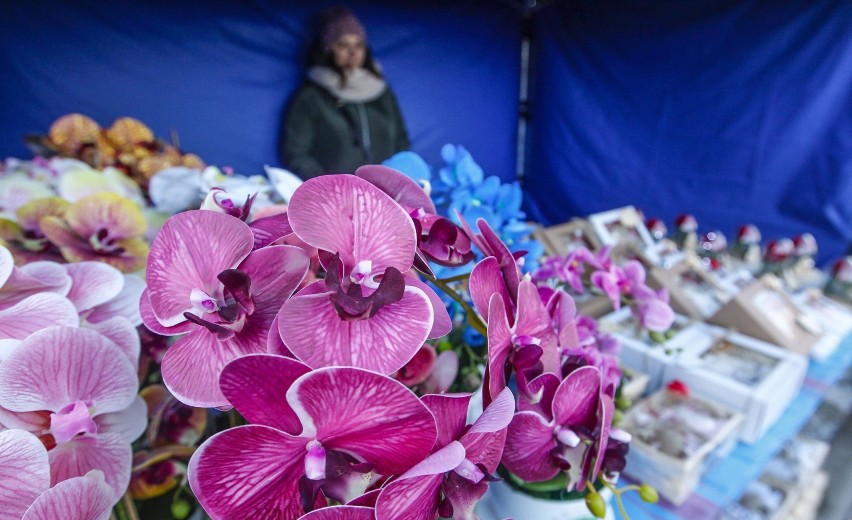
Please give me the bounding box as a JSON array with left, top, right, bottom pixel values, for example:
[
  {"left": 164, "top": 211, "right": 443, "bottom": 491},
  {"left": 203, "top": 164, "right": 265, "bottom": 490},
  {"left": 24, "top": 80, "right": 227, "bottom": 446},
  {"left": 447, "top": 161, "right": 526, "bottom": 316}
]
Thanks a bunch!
[{"left": 280, "top": 6, "right": 410, "bottom": 180}]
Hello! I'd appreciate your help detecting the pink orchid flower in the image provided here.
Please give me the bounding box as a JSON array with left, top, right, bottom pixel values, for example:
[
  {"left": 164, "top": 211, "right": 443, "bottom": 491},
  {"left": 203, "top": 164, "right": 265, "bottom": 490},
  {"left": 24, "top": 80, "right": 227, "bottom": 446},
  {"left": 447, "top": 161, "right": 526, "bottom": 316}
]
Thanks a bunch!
[
  {"left": 374, "top": 388, "right": 514, "bottom": 520},
  {"left": 0, "top": 245, "right": 72, "bottom": 310},
  {"left": 278, "top": 175, "right": 449, "bottom": 375},
  {"left": 0, "top": 327, "right": 146, "bottom": 500},
  {"left": 0, "top": 429, "right": 115, "bottom": 520},
  {"left": 356, "top": 165, "right": 474, "bottom": 271},
  {"left": 502, "top": 366, "right": 614, "bottom": 493},
  {"left": 189, "top": 355, "right": 437, "bottom": 519},
  {"left": 465, "top": 218, "right": 522, "bottom": 325},
  {"left": 142, "top": 210, "right": 309, "bottom": 407},
  {"left": 484, "top": 280, "right": 560, "bottom": 405}
]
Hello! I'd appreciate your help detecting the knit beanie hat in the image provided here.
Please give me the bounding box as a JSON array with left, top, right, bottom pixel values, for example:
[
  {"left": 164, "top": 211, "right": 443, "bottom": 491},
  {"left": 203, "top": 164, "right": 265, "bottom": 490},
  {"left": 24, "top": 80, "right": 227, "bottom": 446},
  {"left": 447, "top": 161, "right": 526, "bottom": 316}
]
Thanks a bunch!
[{"left": 319, "top": 6, "right": 367, "bottom": 50}]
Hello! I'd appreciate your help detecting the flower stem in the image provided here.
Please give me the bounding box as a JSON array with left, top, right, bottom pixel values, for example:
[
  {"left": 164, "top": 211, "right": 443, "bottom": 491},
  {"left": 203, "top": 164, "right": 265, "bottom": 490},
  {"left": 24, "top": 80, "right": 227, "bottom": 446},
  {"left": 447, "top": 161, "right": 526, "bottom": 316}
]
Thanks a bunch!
[
  {"left": 122, "top": 492, "right": 140, "bottom": 520},
  {"left": 438, "top": 273, "right": 473, "bottom": 284},
  {"left": 601, "top": 480, "right": 631, "bottom": 520},
  {"left": 422, "top": 273, "right": 487, "bottom": 336}
]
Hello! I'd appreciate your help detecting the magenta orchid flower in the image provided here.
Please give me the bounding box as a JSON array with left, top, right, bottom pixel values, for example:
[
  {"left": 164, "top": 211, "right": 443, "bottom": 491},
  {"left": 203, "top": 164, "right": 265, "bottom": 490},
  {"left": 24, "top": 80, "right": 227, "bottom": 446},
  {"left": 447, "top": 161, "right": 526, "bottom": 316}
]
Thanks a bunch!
[
  {"left": 484, "top": 280, "right": 560, "bottom": 405},
  {"left": 189, "top": 354, "right": 437, "bottom": 519},
  {"left": 374, "top": 388, "right": 514, "bottom": 520},
  {"left": 630, "top": 284, "right": 675, "bottom": 332},
  {"left": 0, "top": 327, "right": 146, "bottom": 499},
  {"left": 142, "top": 210, "right": 309, "bottom": 407},
  {"left": 278, "top": 175, "right": 449, "bottom": 375},
  {"left": 502, "top": 366, "right": 614, "bottom": 493},
  {"left": 356, "top": 165, "right": 474, "bottom": 271},
  {"left": 465, "top": 218, "right": 522, "bottom": 325},
  {"left": 0, "top": 429, "right": 115, "bottom": 520}
]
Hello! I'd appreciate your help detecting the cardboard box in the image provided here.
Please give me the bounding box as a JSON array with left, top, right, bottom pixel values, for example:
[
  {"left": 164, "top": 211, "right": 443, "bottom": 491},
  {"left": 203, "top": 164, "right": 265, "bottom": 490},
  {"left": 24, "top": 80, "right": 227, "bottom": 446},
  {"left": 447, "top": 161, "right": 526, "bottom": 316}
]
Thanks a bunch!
[
  {"left": 791, "top": 290, "right": 852, "bottom": 361},
  {"left": 662, "top": 325, "right": 807, "bottom": 443},
  {"left": 707, "top": 281, "right": 821, "bottom": 356},
  {"left": 647, "top": 260, "right": 739, "bottom": 320},
  {"left": 534, "top": 218, "right": 601, "bottom": 257}
]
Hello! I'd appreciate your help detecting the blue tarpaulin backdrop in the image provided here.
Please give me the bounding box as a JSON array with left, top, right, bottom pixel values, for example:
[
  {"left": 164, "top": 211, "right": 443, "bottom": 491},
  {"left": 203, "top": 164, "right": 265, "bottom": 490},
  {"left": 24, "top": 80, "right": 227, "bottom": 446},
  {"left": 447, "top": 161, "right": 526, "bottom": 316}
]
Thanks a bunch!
[
  {"left": 524, "top": 0, "right": 852, "bottom": 264},
  {"left": 1, "top": 0, "right": 850, "bottom": 263}
]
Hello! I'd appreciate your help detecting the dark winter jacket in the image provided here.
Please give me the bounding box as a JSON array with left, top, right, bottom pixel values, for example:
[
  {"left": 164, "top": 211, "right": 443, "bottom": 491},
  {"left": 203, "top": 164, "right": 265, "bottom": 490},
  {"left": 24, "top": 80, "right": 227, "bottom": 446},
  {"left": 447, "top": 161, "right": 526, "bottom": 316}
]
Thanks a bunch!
[{"left": 280, "top": 71, "right": 410, "bottom": 179}]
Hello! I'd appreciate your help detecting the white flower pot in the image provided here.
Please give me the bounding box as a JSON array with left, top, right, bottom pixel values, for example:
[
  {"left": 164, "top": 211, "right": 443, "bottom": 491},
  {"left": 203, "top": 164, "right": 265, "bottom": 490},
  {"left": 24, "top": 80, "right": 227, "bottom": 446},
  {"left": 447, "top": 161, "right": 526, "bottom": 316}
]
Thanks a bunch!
[{"left": 477, "top": 479, "right": 615, "bottom": 520}]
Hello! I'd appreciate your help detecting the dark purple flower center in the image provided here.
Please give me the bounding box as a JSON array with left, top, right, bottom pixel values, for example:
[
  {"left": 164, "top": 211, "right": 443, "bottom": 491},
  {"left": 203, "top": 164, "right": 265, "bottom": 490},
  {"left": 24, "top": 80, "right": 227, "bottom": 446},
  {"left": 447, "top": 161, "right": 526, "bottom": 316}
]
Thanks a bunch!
[
  {"left": 89, "top": 227, "right": 125, "bottom": 255},
  {"left": 324, "top": 253, "right": 405, "bottom": 320},
  {"left": 183, "top": 269, "right": 255, "bottom": 340}
]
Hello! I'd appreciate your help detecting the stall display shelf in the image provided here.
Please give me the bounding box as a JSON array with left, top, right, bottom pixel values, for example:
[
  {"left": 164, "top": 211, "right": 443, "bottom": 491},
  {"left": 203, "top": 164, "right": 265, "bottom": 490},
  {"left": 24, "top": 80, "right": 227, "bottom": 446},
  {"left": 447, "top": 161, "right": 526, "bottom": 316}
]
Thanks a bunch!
[{"left": 616, "top": 333, "right": 852, "bottom": 520}]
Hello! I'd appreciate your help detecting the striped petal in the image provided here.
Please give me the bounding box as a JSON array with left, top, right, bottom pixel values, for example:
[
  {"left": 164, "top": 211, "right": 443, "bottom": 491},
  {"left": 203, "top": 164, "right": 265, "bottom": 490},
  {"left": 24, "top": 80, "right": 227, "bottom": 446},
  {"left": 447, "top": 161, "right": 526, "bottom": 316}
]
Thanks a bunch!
[
  {"left": 280, "top": 287, "right": 433, "bottom": 375},
  {"left": 146, "top": 210, "right": 253, "bottom": 327},
  {"left": 189, "top": 425, "right": 307, "bottom": 519},
  {"left": 0, "top": 327, "right": 137, "bottom": 415},
  {"left": 0, "top": 293, "right": 79, "bottom": 340},
  {"left": 64, "top": 262, "right": 124, "bottom": 313},
  {"left": 48, "top": 432, "right": 131, "bottom": 500},
  {"left": 290, "top": 367, "right": 437, "bottom": 476},
  {"left": 299, "top": 506, "right": 375, "bottom": 520},
  {"left": 355, "top": 164, "right": 436, "bottom": 214},
  {"left": 220, "top": 354, "right": 311, "bottom": 434},
  {"left": 502, "top": 411, "right": 559, "bottom": 482},
  {"left": 287, "top": 175, "right": 416, "bottom": 275},
  {"left": 0, "top": 429, "right": 50, "bottom": 520},
  {"left": 22, "top": 471, "right": 114, "bottom": 520}
]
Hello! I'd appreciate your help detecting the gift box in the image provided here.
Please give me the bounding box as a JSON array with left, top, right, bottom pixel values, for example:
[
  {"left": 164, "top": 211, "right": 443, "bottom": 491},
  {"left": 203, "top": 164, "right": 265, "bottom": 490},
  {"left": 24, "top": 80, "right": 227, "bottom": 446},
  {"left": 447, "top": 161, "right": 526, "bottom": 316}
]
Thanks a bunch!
[
  {"left": 621, "top": 387, "right": 743, "bottom": 505},
  {"left": 707, "top": 280, "right": 822, "bottom": 355},
  {"left": 661, "top": 325, "right": 807, "bottom": 443},
  {"left": 599, "top": 308, "right": 701, "bottom": 394}
]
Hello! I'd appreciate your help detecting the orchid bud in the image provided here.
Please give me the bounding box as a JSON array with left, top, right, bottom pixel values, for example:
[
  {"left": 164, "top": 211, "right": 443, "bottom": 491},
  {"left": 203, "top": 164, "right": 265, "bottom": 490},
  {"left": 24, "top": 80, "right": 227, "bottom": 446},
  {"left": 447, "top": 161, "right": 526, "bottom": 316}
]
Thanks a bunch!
[
  {"left": 585, "top": 490, "right": 607, "bottom": 518},
  {"left": 639, "top": 484, "right": 659, "bottom": 503},
  {"left": 171, "top": 500, "right": 191, "bottom": 519}
]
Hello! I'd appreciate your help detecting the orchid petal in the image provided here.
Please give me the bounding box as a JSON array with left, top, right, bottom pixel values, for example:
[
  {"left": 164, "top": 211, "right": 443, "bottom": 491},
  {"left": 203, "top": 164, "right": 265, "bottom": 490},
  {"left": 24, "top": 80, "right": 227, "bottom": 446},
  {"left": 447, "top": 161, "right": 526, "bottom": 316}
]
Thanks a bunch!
[
  {"left": 84, "top": 317, "right": 140, "bottom": 364},
  {"left": 0, "top": 293, "right": 79, "bottom": 340},
  {"left": 220, "top": 354, "right": 311, "bottom": 434},
  {"left": 267, "top": 309, "right": 294, "bottom": 357},
  {"left": 502, "top": 411, "right": 559, "bottom": 482},
  {"left": 443, "top": 472, "right": 488, "bottom": 520},
  {"left": 299, "top": 506, "right": 376, "bottom": 520},
  {"left": 84, "top": 274, "right": 144, "bottom": 325},
  {"left": 404, "top": 275, "right": 452, "bottom": 339},
  {"left": 421, "top": 393, "right": 473, "bottom": 449},
  {"left": 0, "top": 247, "right": 12, "bottom": 287},
  {"left": 0, "top": 326, "right": 136, "bottom": 414},
  {"left": 139, "top": 290, "right": 194, "bottom": 336},
  {"left": 160, "top": 328, "right": 262, "bottom": 408},
  {"left": 421, "top": 350, "right": 459, "bottom": 395},
  {"left": 485, "top": 293, "right": 513, "bottom": 401},
  {"left": 290, "top": 367, "right": 437, "bottom": 475},
  {"left": 376, "top": 443, "right": 461, "bottom": 520},
  {"left": 189, "top": 425, "right": 307, "bottom": 519},
  {"left": 0, "top": 429, "right": 50, "bottom": 520},
  {"left": 547, "top": 290, "right": 579, "bottom": 349},
  {"left": 249, "top": 212, "right": 293, "bottom": 249},
  {"left": 469, "top": 257, "right": 511, "bottom": 324},
  {"left": 518, "top": 372, "right": 560, "bottom": 421},
  {"left": 48, "top": 432, "right": 131, "bottom": 500},
  {"left": 146, "top": 210, "right": 253, "bottom": 327},
  {"left": 515, "top": 280, "right": 560, "bottom": 375},
  {"left": 0, "top": 261, "right": 72, "bottom": 310},
  {"left": 64, "top": 262, "right": 124, "bottom": 312},
  {"left": 355, "top": 164, "right": 437, "bottom": 214},
  {"left": 552, "top": 366, "right": 602, "bottom": 427},
  {"left": 237, "top": 245, "right": 309, "bottom": 307},
  {"left": 468, "top": 387, "right": 514, "bottom": 436},
  {"left": 587, "top": 394, "right": 615, "bottom": 489},
  {"left": 95, "top": 396, "right": 147, "bottom": 443},
  {"left": 64, "top": 193, "right": 146, "bottom": 241},
  {"left": 14, "top": 197, "right": 70, "bottom": 235},
  {"left": 22, "top": 471, "right": 114, "bottom": 520},
  {"left": 280, "top": 286, "right": 433, "bottom": 375},
  {"left": 287, "top": 175, "right": 416, "bottom": 274}
]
